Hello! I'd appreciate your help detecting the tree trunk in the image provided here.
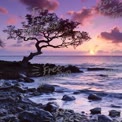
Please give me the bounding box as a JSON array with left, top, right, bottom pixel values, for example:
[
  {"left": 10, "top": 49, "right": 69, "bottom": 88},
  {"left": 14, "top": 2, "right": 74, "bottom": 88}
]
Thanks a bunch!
[{"left": 21, "top": 51, "right": 42, "bottom": 67}]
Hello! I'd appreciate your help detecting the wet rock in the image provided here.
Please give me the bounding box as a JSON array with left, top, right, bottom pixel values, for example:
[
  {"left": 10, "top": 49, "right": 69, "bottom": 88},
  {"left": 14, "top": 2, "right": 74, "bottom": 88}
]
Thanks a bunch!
[
  {"left": 98, "top": 115, "right": 113, "bottom": 122},
  {"left": 90, "top": 107, "right": 101, "bottom": 114},
  {"left": 44, "top": 102, "right": 59, "bottom": 112},
  {"left": 109, "top": 110, "right": 121, "bottom": 117},
  {"left": 111, "top": 104, "right": 121, "bottom": 108},
  {"left": 19, "top": 73, "right": 26, "bottom": 78},
  {"left": 19, "top": 74, "right": 34, "bottom": 83},
  {"left": 99, "top": 74, "right": 108, "bottom": 77},
  {"left": 18, "top": 109, "right": 54, "bottom": 122},
  {"left": 0, "top": 109, "right": 8, "bottom": 116},
  {"left": 65, "top": 65, "right": 83, "bottom": 73},
  {"left": 87, "top": 68, "right": 110, "bottom": 71},
  {"left": 1, "top": 114, "right": 19, "bottom": 122},
  {"left": 24, "top": 77, "right": 34, "bottom": 83},
  {"left": 48, "top": 98, "right": 57, "bottom": 101},
  {"left": 88, "top": 94, "right": 102, "bottom": 101},
  {"left": 27, "top": 87, "right": 37, "bottom": 92},
  {"left": 13, "top": 86, "right": 26, "bottom": 93},
  {"left": 0, "top": 96, "right": 15, "bottom": 103},
  {"left": 62, "top": 95, "right": 76, "bottom": 101},
  {"left": 37, "top": 84, "right": 55, "bottom": 93},
  {"left": 73, "top": 90, "right": 81, "bottom": 94}
]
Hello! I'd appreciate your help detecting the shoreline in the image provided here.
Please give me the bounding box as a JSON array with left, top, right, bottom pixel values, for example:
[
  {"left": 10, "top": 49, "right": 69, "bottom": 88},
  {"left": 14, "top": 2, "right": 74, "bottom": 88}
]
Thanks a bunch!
[
  {"left": 0, "top": 79, "right": 121, "bottom": 122},
  {"left": 0, "top": 60, "right": 122, "bottom": 121}
]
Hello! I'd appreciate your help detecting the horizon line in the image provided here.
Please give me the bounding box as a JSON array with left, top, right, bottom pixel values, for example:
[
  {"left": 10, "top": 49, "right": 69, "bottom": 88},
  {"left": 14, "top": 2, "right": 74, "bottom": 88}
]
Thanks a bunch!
[{"left": 0, "top": 55, "right": 122, "bottom": 57}]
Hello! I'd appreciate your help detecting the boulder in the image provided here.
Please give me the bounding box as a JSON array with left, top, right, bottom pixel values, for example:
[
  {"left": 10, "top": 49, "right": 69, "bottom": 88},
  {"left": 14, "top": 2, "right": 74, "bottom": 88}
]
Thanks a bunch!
[
  {"left": 62, "top": 95, "right": 76, "bottom": 101},
  {"left": 24, "top": 77, "right": 34, "bottom": 83},
  {"left": 37, "top": 84, "right": 55, "bottom": 93},
  {"left": 90, "top": 107, "right": 101, "bottom": 114},
  {"left": 98, "top": 115, "right": 113, "bottom": 122},
  {"left": 109, "top": 110, "right": 121, "bottom": 117},
  {"left": 65, "top": 65, "right": 83, "bottom": 73},
  {"left": 1, "top": 114, "right": 19, "bottom": 122},
  {"left": 44, "top": 102, "right": 59, "bottom": 112},
  {"left": 88, "top": 94, "right": 102, "bottom": 101},
  {"left": 18, "top": 109, "right": 54, "bottom": 122},
  {"left": 0, "top": 109, "right": 8, "bottom": 117}
]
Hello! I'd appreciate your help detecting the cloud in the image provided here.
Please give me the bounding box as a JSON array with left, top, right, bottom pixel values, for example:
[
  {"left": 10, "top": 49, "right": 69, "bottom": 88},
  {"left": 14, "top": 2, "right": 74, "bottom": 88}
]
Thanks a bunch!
[
  {"left": 96, "top": 0, "right": 122, "bottom": 18},
  {"left": 6, "top": 16, "right": 18, "bottom": 24},
  {"left": 11, "top": 44, "right": 22, "bottom": 47},
  {"left": 25, "top": 42, "right": 35, "bottom": 47},
  {"left": 0, "top": 7, "right": 8, "bottom": 14},
  {"left": 112, "top": 50, "right": 122, "bottom": 54},
  {"left": 100, "top": 27, "right": 122, "bottom": 43},
  {"left": 67, "top": 8, "right": 97, "bottom": 25},
  {"left": 17, "top": 40, "right": 23, "bottom": 44},
  {"left": 19, "top": 0, "right": 59, "bottom": 11}
]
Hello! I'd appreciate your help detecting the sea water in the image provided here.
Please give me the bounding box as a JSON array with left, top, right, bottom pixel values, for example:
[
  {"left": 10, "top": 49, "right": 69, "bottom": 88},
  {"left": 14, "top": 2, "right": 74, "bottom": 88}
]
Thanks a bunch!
[{"left": 0, "top": 56, "right": 122, "bottom": 115}]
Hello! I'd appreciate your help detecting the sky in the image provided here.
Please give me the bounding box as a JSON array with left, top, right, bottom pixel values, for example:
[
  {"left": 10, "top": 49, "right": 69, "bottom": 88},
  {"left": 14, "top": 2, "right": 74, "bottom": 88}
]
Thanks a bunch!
[{"left": 0, "top": 0, "right": 122, "bottom": 56}]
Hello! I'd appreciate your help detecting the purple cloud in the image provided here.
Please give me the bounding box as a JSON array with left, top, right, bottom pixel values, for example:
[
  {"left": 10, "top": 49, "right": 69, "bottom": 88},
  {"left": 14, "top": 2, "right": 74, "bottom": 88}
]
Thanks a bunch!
[
  {"left": 67, "top": 8, "right": 97, "bottom": 25},
  {"left": 0, "top": 7, "right": 8, "bottom": 14},
  {"left": 96, "top": 0, "right": 122, "bottom": 18},
  {"left": 20, "top": 0, "right": 59, "bottom": 11},
  {"left": 100, "top": 27, "right": 122, "bottom": 43},
  {"left": 11, "top": 44, "right": 22, "bottom": 47},
  {"left": 25, "top": 42, "right": 35, "bottom": 47}
]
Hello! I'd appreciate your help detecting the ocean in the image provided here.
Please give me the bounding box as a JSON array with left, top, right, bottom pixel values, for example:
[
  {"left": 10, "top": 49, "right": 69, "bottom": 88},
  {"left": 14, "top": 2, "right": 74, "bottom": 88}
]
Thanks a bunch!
[{"left": 0, "top": 55, "right": 122, "bottom": 115}]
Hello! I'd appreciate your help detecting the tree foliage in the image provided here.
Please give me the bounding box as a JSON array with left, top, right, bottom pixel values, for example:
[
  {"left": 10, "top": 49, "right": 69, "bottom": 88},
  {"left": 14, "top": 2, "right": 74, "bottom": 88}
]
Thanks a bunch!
[
  {"left": 0, "top": 39, "right": 4, "bottom": 47},
  {"left": 3, "top": 9, "right": 90, "bottom": 64}
]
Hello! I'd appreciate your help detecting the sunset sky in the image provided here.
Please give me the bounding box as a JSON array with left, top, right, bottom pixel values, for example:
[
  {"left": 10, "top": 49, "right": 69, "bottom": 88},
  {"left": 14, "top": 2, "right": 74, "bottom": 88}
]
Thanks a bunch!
[{"left": 0, "top": 0, "right": 122, "bottom": 56}]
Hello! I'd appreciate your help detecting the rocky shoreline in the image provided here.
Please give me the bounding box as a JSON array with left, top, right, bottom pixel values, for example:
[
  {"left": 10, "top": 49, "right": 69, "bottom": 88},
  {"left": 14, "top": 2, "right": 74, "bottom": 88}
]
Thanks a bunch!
[
  {"left": 0, "top": 60, "right": 121, "bottom": 122},
  {"left": 0, "top": 79, "right": 121, "bottom": 122},
  {"left": 0, "top": 60, "right": 82, "bottom": 80}
]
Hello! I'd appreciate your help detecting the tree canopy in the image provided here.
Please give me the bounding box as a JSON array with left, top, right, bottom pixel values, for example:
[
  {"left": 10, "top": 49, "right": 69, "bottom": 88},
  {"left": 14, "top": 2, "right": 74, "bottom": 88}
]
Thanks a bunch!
[
  {"left": 0, "top": 39, "right": 4, "bottom": 47},
  {"left": 3, "top": 9, "right": 90, "bottom": 65}
]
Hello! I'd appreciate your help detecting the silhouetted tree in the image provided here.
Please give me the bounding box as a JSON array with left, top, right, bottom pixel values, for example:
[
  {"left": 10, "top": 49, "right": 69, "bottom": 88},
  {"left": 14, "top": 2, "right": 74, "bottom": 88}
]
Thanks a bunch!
[
  {"left": 3, "top": 9, "right": 90, "bottom": 66},
  {"left": 0, "top": 39, "right": 4, "bottom": 47}
]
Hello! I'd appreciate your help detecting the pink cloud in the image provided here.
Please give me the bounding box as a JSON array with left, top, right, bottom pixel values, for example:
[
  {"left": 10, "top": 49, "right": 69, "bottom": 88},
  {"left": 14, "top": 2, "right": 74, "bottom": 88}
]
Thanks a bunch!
[
  {"left": 68, "top": 8, "right": 97, "bottom": 25},
  {"left": 100, "top": 27, "right": 122, "bottom": 43},
  {"left": 20, "top": 0, "right": 59, "bottom": 11},
  {"left": 6, "top": 16, "right": 18, "bottom": 25},
  {"left": 0, "top": 7, "right": 8, "bottom": 14}
]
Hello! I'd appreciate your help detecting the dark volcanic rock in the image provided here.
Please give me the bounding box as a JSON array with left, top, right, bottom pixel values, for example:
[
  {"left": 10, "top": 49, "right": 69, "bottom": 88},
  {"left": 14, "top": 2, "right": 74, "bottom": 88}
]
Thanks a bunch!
[
  {"left": 99, "top": 74, "right": 108, "bottom": 77},
  {"left": 88, "top": 94, "right": 102, "bottom": 101},
  {"left": 90, "top": 107, "right": 101, "bottom": 114},
  {"left": 0, "top": 109, "right": 8, "bottom": 117},
  {"left": 1, "top": 114, "right": 19, "bottom": 122},
  {"left": 73, "top": 90, "right": 81, "bottom": 94},
  {"left": 24, "top": 77, "right": 34, "bottom": 83},
  {"left": 18, "top": 109, "right": 54, "bottom": 122},
  {"left": 19, "top": 74, "right": 34, "bottom": 83},
  {"left": 110, "top": 104, "right": 121, "bottom": 108},
  {"left": 37, "top": 84, "right": 55, "bottom": 93},
  {"left": 87, "top": 68, "right": 110, "bottom": 71},
  {"left": 48, "top": 98, "right": 57, "bottom": 101},
  {"left": 44, "top": 102, "right": 59, "bottom": 112},
  {"left": 65, "top": 65, "right": 83, "bottom": 73},
  {"left": 109, "top": 110, "right": 121, "bottom": 117},
  {"left": 98, "top": 115, "right": 113, "bottom": 122},
  {"left": 62, "top": 95, "right": 76, "bottom": 101}
]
